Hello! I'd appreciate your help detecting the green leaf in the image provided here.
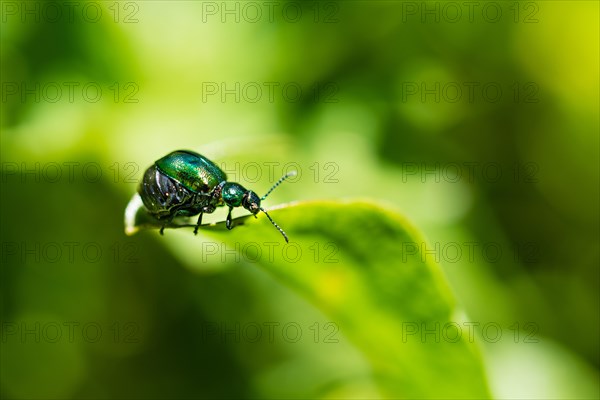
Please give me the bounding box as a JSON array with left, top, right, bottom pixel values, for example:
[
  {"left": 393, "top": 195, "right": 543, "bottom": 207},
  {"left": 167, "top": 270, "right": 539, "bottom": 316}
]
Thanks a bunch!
[{"left": 125, "top": 197, "right": 491, "bottom": 398}]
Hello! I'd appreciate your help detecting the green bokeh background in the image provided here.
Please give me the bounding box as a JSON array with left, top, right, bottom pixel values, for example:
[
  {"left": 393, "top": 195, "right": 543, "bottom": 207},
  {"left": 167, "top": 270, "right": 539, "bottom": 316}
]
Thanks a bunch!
[{"left": 1, "top": 1, "right": 598, "bottom": 399}]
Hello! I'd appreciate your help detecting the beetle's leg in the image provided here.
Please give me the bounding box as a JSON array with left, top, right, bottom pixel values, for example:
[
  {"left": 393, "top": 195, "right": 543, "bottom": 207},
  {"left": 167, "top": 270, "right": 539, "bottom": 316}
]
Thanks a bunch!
[
  {"left": 193, "top": 212, "right": 203, "bottom": 235},
  {"left": 226, "top": 207, "right": 234, "bottom": 230},
  {"left": 159, "top": 215, "right": 175, "bottom": 235}
]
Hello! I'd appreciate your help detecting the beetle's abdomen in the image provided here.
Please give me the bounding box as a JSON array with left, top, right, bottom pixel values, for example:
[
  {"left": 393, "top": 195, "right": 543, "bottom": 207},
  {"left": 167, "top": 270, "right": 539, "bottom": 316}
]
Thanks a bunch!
[
  {"left": 139, "top": 165, "right": 195, "bottom": 217},
  {"left": 155, "top": 150, "right": 227, "bottom": 193}
]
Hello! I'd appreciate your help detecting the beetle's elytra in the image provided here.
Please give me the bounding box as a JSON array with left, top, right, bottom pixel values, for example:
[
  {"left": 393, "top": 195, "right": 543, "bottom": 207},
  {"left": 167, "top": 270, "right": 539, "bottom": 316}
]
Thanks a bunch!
[{"left": 138, "top": 150, "right": 293, "bottom": 242}]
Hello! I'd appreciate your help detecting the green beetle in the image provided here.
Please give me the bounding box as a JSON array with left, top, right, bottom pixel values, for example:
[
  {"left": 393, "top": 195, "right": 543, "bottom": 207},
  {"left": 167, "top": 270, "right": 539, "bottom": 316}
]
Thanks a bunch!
[{"left": 139, "top": 150, "right": 294, "bottom": 242}]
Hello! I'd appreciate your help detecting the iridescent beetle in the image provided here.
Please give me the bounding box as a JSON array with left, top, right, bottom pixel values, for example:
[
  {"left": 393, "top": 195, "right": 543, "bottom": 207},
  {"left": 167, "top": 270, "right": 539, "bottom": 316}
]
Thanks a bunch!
[{"left": 138, "top": 150, "right": 294, "bottom": 242}]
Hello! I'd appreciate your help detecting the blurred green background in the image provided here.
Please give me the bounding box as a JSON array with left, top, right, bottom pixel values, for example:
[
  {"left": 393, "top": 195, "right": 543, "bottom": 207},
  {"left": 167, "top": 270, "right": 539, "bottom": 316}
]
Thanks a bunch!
[{"left": 1, "top": 1, "right": 598, "bottom": 399}]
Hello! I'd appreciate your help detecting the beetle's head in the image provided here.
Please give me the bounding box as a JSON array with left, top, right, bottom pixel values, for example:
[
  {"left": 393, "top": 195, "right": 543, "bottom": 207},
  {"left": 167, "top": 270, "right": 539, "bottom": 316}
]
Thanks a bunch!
[
  {"left": 222, "top": 182, "right": 261, "bottom": 214},
  {"left": 222, "top": 175, "right": 293, "bottom": 243},
  {"left": 242, "top": 190, "right": 261, "bottom": 215}
]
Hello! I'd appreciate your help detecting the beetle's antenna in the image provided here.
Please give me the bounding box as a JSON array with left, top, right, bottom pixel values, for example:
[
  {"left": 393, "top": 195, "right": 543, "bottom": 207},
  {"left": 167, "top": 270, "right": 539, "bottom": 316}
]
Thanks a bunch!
[
  {"left": 261, "top": 171, "right": 296, "bottom": 201},
  {"left": 260, "top": 207, "right": 289, "bottom": 243}
]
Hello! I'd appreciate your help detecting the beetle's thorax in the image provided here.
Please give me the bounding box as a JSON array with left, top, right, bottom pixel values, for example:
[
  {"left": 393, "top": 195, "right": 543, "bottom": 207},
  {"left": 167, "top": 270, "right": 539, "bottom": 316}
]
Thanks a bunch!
[{"left": 221, "top": 182, "right": 247, "bottom": 208}]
